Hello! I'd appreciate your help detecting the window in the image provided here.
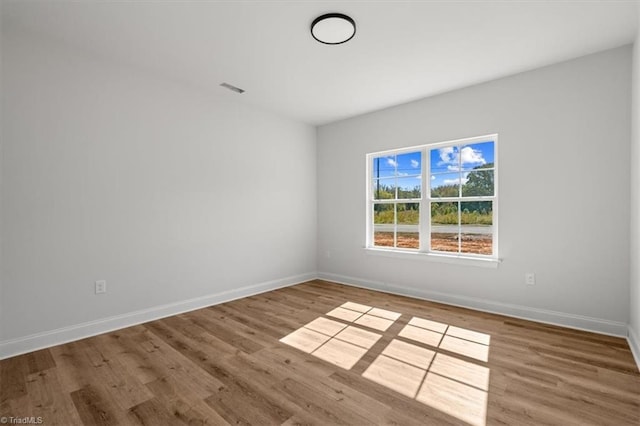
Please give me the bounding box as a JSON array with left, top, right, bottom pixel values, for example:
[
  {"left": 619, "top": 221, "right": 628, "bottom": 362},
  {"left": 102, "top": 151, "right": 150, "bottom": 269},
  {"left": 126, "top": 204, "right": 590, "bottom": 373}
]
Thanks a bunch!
[{"left": 367, "top": 135, "right": 497, "bottom": 259}]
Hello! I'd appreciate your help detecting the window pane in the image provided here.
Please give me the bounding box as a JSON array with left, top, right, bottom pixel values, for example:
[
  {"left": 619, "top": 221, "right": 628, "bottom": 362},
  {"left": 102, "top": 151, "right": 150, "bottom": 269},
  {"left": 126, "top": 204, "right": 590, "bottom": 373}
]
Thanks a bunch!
[
  {"left": 397, "top": 177, "right": 421, "bottom": 199},
  {"left": 373, "top": 203, "right": 394, "bottom": 224},
  {"left": 397, "top": 203, "right": 419, "bottom": 225},
  {"left": 374, "top": 232, "right": 394, "bottom": 247},
  {"left": 430, "top": 146, "right": 459, "bottom": 173},
  {"left": 460, "top": 141, "right": 494, "bottom": 171},
  {"left": 397, "top": 202, "right": 419, "bottom": 250},
  {"left": 431, "top": 173, "right": 460, "bottom": 198},
  {"left": 374, "top": 204, "right": 394, "bottom": 248},
  {"left": 373, "top": 155, "right": 396, "bottom": 178},
  {"left": 431, "top": 202, "right": 459, "bottom": 253},
  {"left": 462, "top": 170, "right": 494, "bottom": 197},
  {"left": 396, "top": 151, "right": 422, "bottom": 176},
  {"left": 397, "top": 233, "right": 419, "bottom": 249},
  {"left": 373, "top": 178, "right": 396, "bottom": 200},
  {"left": 460, "top": 201, "right": 493, "bottom": 255}
]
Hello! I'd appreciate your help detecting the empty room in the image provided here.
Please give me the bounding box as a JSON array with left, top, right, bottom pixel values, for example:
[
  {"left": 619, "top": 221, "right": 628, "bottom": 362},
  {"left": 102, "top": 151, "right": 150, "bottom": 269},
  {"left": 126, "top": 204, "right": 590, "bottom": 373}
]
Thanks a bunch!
[{"left": 1, "top": 1, "right": 640, "bottom": 425}]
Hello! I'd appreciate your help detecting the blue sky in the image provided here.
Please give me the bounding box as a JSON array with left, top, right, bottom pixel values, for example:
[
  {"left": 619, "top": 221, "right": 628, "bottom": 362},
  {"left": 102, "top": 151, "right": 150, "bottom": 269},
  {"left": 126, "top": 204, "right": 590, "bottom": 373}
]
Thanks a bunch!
[
  {"left": 372, "top": 141, "right": 494, "bottom": 195},
  {"left": 372, "top": 151, "right": 422, "bottom": 194},
  {"left": 430, "top": 141, "right": 494, "bottom": 190}
]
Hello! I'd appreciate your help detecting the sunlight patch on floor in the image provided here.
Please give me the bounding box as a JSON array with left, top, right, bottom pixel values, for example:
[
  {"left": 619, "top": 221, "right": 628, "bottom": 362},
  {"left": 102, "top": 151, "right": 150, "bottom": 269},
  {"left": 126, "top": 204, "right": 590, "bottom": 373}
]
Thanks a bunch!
[
  {"left": 439, "top": 335, "right": 489, "bottom": 362},
  {"left": 399, "top": 324, "right": 444, "bottom": 347},
  {"left": 279, "top": 302, "right": 491, "bottom": 426},
  {"left": 312, "top": 337, "right": 370, "bottom": 369},
  {"left": 369, "top": 307, "right": 402, "bottom": 321},
  {"left": 417, "top": 371, "right": 488, "bottom": 426},
  {"left": 279, "top": 327, "right": 330, "bottom": 353},
  {"left": 354, "top": 313, "right": 395, "bottom": 331},
  {"left": 340, "top": 301, "right": 372, "bottom": 313},
  {"left": 400, "top": 317, "right": 491, "bottom": 362},
  {"left": 430, "top": 353, "right": 490, "bottom": 392},
  {"left": 362, "top": 350, "right": 427, "bottom": 398},
  {"left": 304, "top": 316, "right": 348, "bottom": 336},
  {"left": 326, "top": 307, "right": 364, "bottom": 322},
  {"left": 362, "top": 339, "right": 435, "bottom": 398},
  {"left": 279, "top": 302, "right": 393, "bottom": 369}
]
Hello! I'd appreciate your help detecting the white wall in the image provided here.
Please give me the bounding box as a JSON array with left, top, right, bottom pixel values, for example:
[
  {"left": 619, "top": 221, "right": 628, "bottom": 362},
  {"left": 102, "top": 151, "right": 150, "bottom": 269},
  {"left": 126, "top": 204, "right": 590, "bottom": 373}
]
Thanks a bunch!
[
  {"left": 629, "top": 5, "right": 640, "bottom": 364},
  {"left": 318, "top": 46, "right": 631, "bottom": 335},
  {"left": 0, "top": 30, "right": 317, "bottom": 355}
]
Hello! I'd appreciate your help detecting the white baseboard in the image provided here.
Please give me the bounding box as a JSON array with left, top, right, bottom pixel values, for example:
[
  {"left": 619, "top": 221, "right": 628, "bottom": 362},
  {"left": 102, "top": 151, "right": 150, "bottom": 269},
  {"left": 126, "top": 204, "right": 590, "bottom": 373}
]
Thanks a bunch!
[
  {"left": 0, "top": 272, "right": 316, "bottom": 360},
  {"left": 317, "top": 272, "right": 628, "bottom": 337},
  {"left": 628, "top": 326, "right": 640, "bottom": 372},
  {"left": 3, "top": 271, "right": 632, "bottom": 361}
]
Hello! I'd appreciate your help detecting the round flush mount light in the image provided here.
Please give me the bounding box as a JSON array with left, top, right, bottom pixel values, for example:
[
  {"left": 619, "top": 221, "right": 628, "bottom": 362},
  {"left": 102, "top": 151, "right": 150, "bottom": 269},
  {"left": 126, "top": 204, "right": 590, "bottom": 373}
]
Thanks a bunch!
[{"left": 311, "top": 13, "right": 356, "bottom": 45}]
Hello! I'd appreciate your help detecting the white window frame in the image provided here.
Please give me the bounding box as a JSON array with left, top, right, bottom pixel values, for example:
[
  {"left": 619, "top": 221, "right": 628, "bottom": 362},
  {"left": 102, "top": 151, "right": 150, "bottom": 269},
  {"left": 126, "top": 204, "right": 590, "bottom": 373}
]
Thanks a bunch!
[{"left": 365, "top": 134, "right": 500, "bottom": 267}]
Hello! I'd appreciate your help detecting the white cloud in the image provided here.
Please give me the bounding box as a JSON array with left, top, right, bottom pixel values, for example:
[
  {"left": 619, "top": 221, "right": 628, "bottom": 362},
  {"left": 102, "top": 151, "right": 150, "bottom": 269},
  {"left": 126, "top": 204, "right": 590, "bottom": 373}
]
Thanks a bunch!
[
  {"left": 431, "top": 175, "right": 436, "bottom": 180},
  {"left": 440, "top": 173, "right": 469, "bottom": 185},
  {"left": 411, "top": 159, "right": 419, "bottom": 168},
  {"left": 387, "top": 157, "right": 397, "bottom": 167},
  {"left": 443, "top": 176, "right": 469, "bottom": 186},
  {"left": 398, "top": 172, "right": 409, "bottom": 177},
  {"left": 460, "top": 146, "right": 486, "bottom": 166},
  {"left": 436, "top": 146, "right": 486, "bottom": 169},
  {"left": 440, "top": 147, "right": 454, "bottom": 161},
  {"left": 438, "top": 147, "right": 455, "bottom": 165}
]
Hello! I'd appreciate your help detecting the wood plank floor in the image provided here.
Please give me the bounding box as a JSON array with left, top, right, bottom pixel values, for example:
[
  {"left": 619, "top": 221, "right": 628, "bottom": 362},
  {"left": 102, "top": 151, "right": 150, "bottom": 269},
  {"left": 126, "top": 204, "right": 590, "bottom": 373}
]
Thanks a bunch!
[{"left": 1, "top": 279, "right": 639, "bottom": 425}]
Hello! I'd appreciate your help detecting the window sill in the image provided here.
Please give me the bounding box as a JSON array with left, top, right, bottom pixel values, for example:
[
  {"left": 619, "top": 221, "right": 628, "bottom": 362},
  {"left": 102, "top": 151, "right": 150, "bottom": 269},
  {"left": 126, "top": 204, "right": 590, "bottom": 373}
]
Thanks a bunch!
[{"left": 364, "top": 248, "right": 501, "bottom": 268}]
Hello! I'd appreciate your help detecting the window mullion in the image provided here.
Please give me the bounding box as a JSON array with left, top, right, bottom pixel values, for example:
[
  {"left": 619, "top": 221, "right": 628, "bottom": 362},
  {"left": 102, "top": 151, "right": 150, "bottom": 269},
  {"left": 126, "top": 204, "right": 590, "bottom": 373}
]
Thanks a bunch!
[
  {"left": 423, "top": 147, "right": 429, "bottom": 253},
  {"left": 393, "top": 203, "right": 397, "bottom": 248},
  {"left": 457, "top": 200, "right": 462, "bottom": 254},
  {"left": 457, "top": 144, "right": 462, "bottom": 254},
  {"left": 458, "top": 144, "right": 463, "bottom": 198}
]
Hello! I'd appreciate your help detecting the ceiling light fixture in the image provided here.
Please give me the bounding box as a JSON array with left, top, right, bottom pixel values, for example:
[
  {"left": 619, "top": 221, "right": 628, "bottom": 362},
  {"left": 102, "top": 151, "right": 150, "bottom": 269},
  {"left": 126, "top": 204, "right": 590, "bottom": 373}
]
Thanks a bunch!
[{"left": 311, "top": 13, "right": 356, "bottom": 45}]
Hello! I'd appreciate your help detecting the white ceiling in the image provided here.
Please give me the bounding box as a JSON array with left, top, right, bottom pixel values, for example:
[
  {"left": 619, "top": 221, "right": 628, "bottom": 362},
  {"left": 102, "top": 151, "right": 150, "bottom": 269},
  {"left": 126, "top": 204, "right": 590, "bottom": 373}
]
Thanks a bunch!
[{"left": 2, "top": 1, "right": 638, "bottom": 125}]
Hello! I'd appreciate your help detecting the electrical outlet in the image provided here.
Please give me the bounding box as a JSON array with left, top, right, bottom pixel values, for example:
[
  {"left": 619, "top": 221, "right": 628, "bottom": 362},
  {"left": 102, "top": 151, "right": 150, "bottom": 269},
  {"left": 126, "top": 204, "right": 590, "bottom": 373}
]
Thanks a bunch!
[
  {"left": 95, "top": 280, "right": 107, "bottom": 294},
  {"left": 525, "top": 273, "right": 535, "bottom": 286}
]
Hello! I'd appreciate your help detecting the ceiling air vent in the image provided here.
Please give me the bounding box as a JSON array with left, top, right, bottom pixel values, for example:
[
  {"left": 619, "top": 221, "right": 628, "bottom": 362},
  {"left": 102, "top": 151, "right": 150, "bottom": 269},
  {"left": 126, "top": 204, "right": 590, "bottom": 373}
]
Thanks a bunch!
[{"left": 220, "top": 82, "right": 245, "bottom": 94}]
